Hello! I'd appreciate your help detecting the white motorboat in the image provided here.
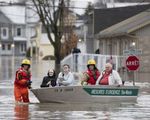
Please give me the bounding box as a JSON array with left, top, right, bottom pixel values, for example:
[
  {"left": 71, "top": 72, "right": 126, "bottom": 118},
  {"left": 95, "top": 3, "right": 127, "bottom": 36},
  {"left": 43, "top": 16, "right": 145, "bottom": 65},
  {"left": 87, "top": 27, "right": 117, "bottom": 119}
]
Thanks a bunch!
[{"left": 31, "top": 85, "right": 139, "bottom": 103}]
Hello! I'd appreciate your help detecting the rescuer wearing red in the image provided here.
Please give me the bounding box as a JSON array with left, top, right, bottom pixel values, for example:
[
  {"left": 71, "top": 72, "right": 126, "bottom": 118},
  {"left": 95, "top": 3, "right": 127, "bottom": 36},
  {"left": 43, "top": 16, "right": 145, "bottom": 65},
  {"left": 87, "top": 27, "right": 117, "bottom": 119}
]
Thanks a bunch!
[
  {"left": 14, "top": 59, "right": 32, "bottom": 103},
  {"left": 81, "top": 59, "right": 100, "bottom": 85}
]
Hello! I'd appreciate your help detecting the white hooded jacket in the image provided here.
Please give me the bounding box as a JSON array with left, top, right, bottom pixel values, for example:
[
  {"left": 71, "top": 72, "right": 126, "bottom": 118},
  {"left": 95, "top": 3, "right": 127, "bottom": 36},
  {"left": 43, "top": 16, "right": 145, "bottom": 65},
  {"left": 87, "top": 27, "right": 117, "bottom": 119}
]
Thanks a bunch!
[
  {"left": 96, "top": 70, "right": 122, "bottom": 85},
  {"left": 57, "top": 72, "right": 74, "bottom": 86}
]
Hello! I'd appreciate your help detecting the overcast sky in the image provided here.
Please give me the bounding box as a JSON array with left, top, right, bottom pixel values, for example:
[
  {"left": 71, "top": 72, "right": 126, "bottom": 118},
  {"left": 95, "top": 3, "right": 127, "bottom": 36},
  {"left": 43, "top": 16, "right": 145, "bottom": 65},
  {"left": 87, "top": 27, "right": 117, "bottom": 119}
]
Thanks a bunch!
[
  {"left": 70, "top": 0, "right": 94, "bottom": 14},
  {"left": 0, "top": 0, "right": 94, "bottom": 3},
  {"left": 0, "top": 0, "right": 95, "bottom": 15}
]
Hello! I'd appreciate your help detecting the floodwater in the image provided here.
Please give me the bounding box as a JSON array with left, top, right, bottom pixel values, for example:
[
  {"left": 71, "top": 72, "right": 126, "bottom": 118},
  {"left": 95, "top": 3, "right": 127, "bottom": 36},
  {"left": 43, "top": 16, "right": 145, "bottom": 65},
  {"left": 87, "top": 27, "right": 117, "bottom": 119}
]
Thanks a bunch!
[{"left": 0, "top": 56, "right": 150, "bottom": 120}]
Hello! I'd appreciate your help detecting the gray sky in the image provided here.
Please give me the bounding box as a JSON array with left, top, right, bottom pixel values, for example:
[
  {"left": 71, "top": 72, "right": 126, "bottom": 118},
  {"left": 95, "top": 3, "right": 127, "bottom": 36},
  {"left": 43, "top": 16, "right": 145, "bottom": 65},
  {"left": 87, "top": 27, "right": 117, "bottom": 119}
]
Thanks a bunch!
[{"left": 0, "top": 0, "right": 95, "bottom": 15}]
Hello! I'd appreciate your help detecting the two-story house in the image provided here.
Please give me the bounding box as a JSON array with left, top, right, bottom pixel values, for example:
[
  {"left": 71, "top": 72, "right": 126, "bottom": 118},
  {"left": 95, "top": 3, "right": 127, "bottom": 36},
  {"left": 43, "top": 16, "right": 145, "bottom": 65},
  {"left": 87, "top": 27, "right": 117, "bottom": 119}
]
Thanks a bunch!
[
  {"left": 0, "top": 5, "right": 27, "bottom": 56},
  {"left": 0, "top": 5, "right": 39, "bottom": 56},
  {"left": 39, "top": 9, "right": 78, "bottom": 60}
]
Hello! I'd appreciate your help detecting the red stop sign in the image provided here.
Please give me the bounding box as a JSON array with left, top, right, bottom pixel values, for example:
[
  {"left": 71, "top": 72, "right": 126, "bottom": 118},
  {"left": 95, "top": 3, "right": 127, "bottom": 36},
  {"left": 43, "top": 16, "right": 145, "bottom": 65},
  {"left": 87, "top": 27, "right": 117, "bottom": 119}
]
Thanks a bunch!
[{"left": 126, "top": 56, "right": 140, "bottom": 71}]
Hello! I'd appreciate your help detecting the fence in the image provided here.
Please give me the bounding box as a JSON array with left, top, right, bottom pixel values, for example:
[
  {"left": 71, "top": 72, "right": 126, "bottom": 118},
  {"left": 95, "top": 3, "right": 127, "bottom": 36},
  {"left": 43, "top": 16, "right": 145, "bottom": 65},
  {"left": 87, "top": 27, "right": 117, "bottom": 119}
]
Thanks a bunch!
[
  {"left": 61, "top": 53, "right": 126, "bottom": 72},
  {"left": 61, "top": 53, "right": 136, "bottom": 82},
  {"left": 61, "top": 53, "right": 142, "bottom": 83}
]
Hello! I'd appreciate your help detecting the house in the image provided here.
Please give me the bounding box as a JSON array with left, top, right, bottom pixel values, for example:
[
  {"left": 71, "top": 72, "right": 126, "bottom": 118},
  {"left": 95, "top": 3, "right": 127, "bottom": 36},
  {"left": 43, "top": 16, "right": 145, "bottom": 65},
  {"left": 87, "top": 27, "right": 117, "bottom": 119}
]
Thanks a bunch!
[
  {"left": 39, "top": 26, "right": 54, "bottom": 60},
  {"left": 76, "top": 4, "right": 149, "bottom": 53},
  {"left": 96, "top": 5, "right": 150, "bottom": 81},
  {"left": 0, "top": 5, "right": 39, "bottom": 56},
  {"left": 74, "top": 14, "right": 88, "bottom": 53},
  {"left": 0, "top": 5, "right": 27, "bottom": 56},
  {"left": 94, "top": 4, "right": 150, "bottom": 53},
  {"left": 39, "top": 10, "right": 79, "bottom": 60},
  {"left": 73, "top": 3, "right": 150, "bottom": 54}
]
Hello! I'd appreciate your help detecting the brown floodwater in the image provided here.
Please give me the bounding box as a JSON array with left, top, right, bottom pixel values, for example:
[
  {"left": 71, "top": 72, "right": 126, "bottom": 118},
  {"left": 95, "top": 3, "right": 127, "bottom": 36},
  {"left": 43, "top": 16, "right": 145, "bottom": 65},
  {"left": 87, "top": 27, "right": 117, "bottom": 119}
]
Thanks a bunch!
[{"left": 0, "top": 56, "right": 150, "bottom": 120}]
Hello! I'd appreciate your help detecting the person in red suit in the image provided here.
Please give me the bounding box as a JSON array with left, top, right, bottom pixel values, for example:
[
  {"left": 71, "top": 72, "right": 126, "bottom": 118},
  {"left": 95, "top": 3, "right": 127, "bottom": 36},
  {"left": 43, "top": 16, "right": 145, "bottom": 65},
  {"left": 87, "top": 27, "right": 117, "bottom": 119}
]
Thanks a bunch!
[
  {"left": 14, "top": 59, "right": 32, "bottom": 103},
  {"left": 81, "top": 59, "right": 100, "bottom": 85}
]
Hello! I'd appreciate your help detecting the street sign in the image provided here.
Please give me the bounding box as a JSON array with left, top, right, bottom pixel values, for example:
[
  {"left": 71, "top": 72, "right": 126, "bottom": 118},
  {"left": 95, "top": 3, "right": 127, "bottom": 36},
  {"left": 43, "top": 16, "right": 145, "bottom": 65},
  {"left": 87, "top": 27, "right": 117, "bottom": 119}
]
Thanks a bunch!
[
  {"left": 123, "top": 49, "right": 142, "bottom": 55},
  {"left": 126, "top": 56, "right": 140, "bottom": 71}
]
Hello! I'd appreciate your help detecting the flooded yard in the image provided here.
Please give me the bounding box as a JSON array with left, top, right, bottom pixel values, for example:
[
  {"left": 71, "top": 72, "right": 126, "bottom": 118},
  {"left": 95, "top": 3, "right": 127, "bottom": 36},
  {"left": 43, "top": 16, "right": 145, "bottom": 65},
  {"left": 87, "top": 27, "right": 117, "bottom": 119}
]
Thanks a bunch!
[{"left": 0, "top": 56, "right": 150, "bottom": 120}]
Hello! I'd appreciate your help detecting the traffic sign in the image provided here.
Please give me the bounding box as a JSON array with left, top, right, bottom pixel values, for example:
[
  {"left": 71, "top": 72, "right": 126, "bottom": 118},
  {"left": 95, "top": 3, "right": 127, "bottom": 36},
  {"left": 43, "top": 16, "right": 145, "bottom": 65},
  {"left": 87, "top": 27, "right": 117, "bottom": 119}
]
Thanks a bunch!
[
  {"left": 126, "top": 56, "right": 140, "bottom": 71},
  {"left": 123, "top": 49, "right": 142, "bottom": 55}
]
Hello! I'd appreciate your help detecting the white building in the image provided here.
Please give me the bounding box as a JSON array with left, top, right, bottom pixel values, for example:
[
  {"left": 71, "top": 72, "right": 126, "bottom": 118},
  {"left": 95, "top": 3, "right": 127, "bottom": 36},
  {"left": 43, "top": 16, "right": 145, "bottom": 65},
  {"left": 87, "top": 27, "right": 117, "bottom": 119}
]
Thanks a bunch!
[{"left": 0, "top": 4, "right": 39, "bottom": 56}]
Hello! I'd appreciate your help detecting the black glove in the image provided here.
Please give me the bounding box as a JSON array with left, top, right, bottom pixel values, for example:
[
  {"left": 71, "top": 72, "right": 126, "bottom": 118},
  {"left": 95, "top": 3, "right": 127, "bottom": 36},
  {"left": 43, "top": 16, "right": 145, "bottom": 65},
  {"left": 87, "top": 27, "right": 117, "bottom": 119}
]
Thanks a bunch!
[{"left": 27, "top": 80, "right": 32, "bottom": 89}]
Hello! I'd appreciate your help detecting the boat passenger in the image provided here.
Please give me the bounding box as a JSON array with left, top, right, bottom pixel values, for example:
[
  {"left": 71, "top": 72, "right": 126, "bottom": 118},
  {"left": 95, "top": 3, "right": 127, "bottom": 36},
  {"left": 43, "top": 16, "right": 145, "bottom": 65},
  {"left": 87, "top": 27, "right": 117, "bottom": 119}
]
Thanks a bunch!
[
  {"left": 81, "top": 59, "right": 100, "bottom": 85},
  {"left": 14, "top": 59, "right": 32, "bottom": 103},
  {"left": 57, "top": 64, "right": 74, "bottom": 86},
  {"left": 40, "top": 69, "right": 57, "bottom": 87},
  {"left": 96, "top": 63, "right": 122, "bottom": 86}
]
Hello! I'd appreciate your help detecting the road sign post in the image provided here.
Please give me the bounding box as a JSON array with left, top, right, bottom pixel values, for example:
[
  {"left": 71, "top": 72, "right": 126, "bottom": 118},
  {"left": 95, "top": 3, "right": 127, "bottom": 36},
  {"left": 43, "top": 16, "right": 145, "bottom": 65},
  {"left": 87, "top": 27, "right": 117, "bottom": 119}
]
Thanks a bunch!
[
  {"left": 123, "top": 49, "right": 142, "bottom": 56},
  {"left": 126, "top": 55, "right": 140, "bottom": 86},
  {"left": 126, "top": 56, "right": 140, "bottom": 71}
]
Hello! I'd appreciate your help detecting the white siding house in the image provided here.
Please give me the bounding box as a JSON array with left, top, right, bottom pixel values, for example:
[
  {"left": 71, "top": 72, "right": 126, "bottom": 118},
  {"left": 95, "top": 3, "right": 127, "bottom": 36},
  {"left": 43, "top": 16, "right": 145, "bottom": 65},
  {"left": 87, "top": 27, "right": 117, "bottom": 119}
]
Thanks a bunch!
[
  {"left": 97, "top": 9, "right": 150, "bottom": 81},
  {"left": 0, "top": 5, "right": 39, "bottom": 56}
]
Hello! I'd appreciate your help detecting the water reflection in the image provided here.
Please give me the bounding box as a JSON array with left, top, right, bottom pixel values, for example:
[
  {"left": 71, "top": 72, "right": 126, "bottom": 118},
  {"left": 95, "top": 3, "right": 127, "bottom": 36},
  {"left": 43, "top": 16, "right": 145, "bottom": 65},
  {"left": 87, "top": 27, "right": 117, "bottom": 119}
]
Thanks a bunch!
[
  {"left": 33, "top": 102, "right": 134, "bottom": 111},
  {"left": 0, "top": 101, "right": 147, "bottom": 120},
  {"left": 0, "top": 56, "right": 150, "bottom": 119},
  {"left": 28, "top": 103, "right": 140, "bottom": 119},
  {"left": 14, "top": 104, "right": 29, "bottom": 120}
]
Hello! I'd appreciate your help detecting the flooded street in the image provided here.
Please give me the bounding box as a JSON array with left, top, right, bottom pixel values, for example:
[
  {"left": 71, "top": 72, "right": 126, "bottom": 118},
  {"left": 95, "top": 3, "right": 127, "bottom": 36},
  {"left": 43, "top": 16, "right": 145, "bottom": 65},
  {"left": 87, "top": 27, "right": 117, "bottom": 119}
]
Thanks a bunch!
[{"left": 1, "top": 56, "right": 150, "bottom": 120}]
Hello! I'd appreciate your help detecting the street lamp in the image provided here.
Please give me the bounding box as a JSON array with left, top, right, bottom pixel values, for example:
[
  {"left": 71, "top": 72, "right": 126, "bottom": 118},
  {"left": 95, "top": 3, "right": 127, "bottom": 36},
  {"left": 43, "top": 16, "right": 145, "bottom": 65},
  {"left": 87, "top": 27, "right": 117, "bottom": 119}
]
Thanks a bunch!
[
  {"left": 11, "top": 43, "right": 15, "bottom": 56},
  {"left": 131, "top": 42, "right": 135, "bottom": 47},
  {"left": 78, "top": 39, "right": 82, "bottom": 42},
  {"left": 11, "top": 43, "right": 15, "bottom": 80},
  {"left": 11, "top": 44, "right": 15, "bottom": 48},
  {"left": 0, "top": 43, "right": 1, "bottom": 56},
  {"left": 130, "top": 42, "right": 136, "bottom": 49}
]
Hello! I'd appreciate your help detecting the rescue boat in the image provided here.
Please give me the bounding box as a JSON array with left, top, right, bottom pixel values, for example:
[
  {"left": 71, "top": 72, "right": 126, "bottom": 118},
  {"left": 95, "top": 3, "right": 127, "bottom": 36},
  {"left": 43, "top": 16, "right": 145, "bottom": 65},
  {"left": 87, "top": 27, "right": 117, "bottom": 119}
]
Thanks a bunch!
[{"left": 31, "top": 85, "right": 139, "bottom": 103}]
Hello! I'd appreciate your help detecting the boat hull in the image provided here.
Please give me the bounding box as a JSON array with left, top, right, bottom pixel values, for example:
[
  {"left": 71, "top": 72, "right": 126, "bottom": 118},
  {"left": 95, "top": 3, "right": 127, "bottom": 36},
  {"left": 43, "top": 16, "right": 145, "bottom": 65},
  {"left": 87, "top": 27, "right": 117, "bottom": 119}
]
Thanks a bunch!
[{"left": 31, "top": 85, "right": 139, "bottom": 103}]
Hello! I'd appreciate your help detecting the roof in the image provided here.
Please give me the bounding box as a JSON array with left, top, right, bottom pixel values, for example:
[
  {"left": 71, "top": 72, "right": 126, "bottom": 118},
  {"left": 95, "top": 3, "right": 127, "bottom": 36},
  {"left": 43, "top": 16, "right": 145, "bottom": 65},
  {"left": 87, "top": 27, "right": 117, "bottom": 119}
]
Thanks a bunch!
[
  {"left": 97, "top": 9, "right": 150, "bottom": 38},
  {"left": 94, "top": 4, "right": 150, "bottom": 34},
  {"left": 106, "top": 2, "right": 149, "bottom": 8},
  {"left": 0, "top": 5, "right": 39, "bottom": 24},
  {"left": 0, "top": 6, "right": 25, "bottom": 24},
  {"left": 0, "top": 10, "right": 12, "bottom": 23}
]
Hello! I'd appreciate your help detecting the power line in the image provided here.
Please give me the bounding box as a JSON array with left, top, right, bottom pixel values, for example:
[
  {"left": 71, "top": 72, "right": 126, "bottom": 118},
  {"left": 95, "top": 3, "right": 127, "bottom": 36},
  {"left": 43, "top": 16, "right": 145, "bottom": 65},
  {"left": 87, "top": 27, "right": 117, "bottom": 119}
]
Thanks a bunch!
[
  {"left": 0, "top": 1, "right": 149, "bottom": 10},
  {"left": 0, "top": 2, "right": 88, "bottom": 9},
  {"left": 0, "top": 1, "right": 149, "bottom": 18}
]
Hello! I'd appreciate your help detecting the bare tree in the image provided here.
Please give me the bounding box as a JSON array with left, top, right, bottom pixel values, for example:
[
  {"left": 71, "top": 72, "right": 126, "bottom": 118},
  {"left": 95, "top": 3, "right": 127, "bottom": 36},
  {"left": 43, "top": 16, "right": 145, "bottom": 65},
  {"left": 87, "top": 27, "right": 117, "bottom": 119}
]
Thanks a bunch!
[
  {"left": 84, "top": 2, "right": 94, "bottom": 15},
  {"left": 31, "top": 0, "right": 66, "bottom": 73}
]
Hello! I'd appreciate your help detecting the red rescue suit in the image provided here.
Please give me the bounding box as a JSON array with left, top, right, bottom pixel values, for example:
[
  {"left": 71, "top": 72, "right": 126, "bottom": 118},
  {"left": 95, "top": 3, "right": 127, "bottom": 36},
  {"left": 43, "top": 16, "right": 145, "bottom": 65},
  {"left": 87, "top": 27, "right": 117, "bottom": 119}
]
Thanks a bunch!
[
  {"left": 14, "top": 67, "right": 31, "bottom": 103},
  {"left": 86, "top": 69, "right": 100, "bottom": 85}
]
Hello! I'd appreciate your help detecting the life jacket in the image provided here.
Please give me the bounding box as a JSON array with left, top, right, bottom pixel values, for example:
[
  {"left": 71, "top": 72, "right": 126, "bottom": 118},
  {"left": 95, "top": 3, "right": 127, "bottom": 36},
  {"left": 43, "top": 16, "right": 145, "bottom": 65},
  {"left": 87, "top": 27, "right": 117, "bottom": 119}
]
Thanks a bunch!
[
  {"left": 99, "top": 70, "right": 112, "bottom": 85},
  {"left": 86, "top": 69, "right": 100, "bottom": 85},
  {"left": 14, "top": 67, "right": 31, "bottom": 87}
]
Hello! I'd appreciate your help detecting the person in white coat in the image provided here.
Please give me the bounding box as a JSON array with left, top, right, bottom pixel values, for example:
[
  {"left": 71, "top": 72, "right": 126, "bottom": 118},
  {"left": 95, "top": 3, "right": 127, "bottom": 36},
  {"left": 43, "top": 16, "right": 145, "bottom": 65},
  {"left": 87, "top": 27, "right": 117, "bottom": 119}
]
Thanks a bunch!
[
  {"left": 96, "top": 63, "right": 122, "bottom": 86},
  {"left": 57, "top": 64, "right": 74, "bottom": 86}
]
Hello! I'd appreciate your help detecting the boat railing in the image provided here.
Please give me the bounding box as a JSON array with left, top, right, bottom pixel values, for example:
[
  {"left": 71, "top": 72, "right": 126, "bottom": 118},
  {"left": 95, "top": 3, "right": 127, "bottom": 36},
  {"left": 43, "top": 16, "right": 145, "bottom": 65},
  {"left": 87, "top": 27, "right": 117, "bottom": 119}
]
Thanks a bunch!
[
  {"left": 61, "top": 53, "right": 126, "bottom": 72},
  {"left": 61, "top": 53, "right": 137, "bottom": 85}
]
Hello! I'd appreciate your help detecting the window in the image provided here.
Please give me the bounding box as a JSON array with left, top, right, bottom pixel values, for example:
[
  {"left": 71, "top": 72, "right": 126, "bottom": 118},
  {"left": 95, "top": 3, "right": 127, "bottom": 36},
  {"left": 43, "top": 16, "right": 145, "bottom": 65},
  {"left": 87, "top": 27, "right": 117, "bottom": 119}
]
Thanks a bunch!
[
  {"left": 7, "top": 44, "right": 11, "bottom": 50},
  {"left": 1, "top": 44, "right": 12, "bottom": 51},
  {"left": 1, "top": 27, "right": 8, "bottom": 39},
  {"left": 17, "top": 28, "right": 21, "bottom": 36},
  {"left": 3, "top": 29, "right": 6, "bottom": 36},
  {"left": 20, "top": 43, "right": 26, "bottom": 53},
  {"left": 21, "top": 43, "right": 24, "bottom": 52},
  {"left": 2, "top": 44, "right": 5, "bottom": 50}
]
